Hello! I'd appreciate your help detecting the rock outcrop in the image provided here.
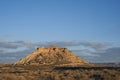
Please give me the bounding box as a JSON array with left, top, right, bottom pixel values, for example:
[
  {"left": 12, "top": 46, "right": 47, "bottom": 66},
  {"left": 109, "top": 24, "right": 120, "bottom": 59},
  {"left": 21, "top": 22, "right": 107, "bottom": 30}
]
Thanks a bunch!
[{"left": 15, "top": 45, "right": 89, "bottom": 65}]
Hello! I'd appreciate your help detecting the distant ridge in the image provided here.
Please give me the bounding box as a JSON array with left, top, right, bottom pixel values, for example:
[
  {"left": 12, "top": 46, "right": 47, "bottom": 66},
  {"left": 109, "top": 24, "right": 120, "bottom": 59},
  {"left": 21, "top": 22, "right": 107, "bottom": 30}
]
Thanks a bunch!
[{"left": 15, "top": 45, "right": 90, "bottom": 65}]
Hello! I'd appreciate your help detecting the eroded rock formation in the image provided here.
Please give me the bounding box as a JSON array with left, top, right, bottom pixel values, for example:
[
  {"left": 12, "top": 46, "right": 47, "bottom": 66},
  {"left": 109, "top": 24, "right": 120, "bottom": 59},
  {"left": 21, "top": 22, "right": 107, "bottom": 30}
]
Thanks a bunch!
[{"left": 15, "top": 45, "right": 89, "bottom": 65}]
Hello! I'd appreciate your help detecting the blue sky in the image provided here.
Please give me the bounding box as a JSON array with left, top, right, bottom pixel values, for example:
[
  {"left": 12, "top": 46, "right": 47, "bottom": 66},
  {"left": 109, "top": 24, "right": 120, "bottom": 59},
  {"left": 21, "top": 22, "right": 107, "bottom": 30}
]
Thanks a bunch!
[{"left": 0, "top": 0, "right": 120, "bottom": 63}]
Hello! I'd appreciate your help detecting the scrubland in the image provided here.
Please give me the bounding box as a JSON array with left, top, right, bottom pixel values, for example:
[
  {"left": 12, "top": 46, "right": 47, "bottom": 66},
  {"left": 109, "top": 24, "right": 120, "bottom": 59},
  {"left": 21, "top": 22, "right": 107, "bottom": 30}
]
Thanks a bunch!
[{"left": 0, "top": 64, "right": 120, "bottom": 80}]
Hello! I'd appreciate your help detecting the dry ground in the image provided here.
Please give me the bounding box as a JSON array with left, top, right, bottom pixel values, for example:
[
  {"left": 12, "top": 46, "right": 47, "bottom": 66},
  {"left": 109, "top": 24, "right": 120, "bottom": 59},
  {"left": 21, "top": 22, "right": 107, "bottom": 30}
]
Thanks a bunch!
[{"left": 0, "top": 63, "right": 120, "bottom": 80}]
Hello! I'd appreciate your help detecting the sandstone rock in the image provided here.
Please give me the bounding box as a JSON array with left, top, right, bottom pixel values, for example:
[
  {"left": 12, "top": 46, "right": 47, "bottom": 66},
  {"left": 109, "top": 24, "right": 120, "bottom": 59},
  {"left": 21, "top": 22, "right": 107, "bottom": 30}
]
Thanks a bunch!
[{"left": 15, "top": 45, "right": 89, "bottom": 65}]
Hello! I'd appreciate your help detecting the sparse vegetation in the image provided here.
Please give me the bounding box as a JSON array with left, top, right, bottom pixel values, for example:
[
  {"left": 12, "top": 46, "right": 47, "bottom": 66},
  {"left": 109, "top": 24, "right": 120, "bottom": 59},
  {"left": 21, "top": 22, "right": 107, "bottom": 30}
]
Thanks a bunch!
[
  {"left": 1, "top": 46, "right": 119, "bottom": 80},
  {"left": 0, "top": 64, "right": 120, "bottom": 80}
]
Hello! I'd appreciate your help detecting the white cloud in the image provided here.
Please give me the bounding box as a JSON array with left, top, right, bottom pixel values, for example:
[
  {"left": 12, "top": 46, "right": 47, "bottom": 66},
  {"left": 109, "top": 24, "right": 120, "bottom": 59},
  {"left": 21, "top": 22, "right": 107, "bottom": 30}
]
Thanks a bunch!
[
  {"left": 43, "top": 41, "right": 110, "bottom": 52},
  {"left": 0, "top": 39, "right": 119, "bottom": 63}
]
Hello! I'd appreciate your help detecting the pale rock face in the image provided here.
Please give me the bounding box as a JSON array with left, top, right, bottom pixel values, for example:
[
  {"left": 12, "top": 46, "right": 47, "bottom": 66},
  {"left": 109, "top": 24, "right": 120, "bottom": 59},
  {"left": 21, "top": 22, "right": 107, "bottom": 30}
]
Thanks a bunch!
[{"left": 15, "top": 45, "right": 89, "bottom": 65}]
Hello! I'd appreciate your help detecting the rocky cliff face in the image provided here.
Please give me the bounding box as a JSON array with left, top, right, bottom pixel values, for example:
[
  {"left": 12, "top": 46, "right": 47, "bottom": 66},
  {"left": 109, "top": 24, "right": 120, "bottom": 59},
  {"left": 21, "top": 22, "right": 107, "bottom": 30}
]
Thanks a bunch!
[{"left": 15, "top": 45, "right": 89, "bottom": 65}]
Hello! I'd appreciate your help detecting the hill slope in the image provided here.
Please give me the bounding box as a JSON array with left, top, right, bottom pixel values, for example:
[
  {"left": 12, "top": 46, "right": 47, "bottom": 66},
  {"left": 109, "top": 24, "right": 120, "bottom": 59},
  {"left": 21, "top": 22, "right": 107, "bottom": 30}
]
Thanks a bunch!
[{"left": 15, "top": 45, "right": 89, "bottom": 65}]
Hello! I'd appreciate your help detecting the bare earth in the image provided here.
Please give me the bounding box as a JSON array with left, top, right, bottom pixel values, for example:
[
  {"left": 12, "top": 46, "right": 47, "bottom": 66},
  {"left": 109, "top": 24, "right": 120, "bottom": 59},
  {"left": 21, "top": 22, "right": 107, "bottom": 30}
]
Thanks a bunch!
[
  {"left": 0, "top": 63, "right": 120, "bottom": 80},
  {"left": 1, "top": 46, "right": 120, "bottom": 80}
]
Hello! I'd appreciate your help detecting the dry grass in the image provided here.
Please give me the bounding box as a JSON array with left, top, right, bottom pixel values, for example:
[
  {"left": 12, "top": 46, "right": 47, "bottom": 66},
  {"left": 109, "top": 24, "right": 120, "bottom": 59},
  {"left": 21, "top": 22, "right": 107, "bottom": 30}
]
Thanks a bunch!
[{"left": 0, "top": 64, "right": 120, "bottom": 80}]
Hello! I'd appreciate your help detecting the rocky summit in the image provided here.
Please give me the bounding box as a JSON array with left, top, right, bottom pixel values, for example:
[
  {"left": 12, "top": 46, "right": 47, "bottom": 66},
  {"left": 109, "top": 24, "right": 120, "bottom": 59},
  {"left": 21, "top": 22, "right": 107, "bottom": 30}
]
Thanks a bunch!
[{"left": 15, "top": 45, "right": 89, "bottom": 65}]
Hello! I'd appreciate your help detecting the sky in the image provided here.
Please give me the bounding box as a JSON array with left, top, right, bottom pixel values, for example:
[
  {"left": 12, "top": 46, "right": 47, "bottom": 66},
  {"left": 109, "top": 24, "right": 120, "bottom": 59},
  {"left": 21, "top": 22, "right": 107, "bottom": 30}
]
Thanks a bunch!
[{"left": 0, "top": 0, "right": 120, "bottom": 63}]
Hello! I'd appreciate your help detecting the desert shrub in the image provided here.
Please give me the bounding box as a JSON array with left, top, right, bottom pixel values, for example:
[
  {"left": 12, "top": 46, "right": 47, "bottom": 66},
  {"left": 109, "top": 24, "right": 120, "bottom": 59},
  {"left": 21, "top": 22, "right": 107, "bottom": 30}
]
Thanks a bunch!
[
  {"left": 0, "top": 64, "right": 120, "bottom": 80},
  {"left": 0, "top": 74, "right": 26, "bottom": 80}
]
